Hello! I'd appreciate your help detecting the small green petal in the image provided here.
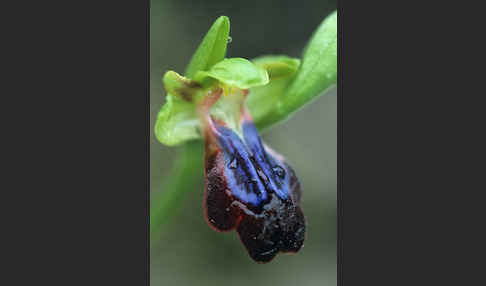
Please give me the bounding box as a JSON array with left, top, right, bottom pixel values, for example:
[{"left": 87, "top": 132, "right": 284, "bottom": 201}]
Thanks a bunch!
[
  {"left": 163, "top": 71, "right": 202, "bottom": 102},
  {"left": 252, "top": 55, "right": 300, "bottom": 79},
  {"left": 184, "top": 16, "right": 230, "bottom": 78},
  {"left": 194, "top": 58, "right": 269, "bottom": 89}
]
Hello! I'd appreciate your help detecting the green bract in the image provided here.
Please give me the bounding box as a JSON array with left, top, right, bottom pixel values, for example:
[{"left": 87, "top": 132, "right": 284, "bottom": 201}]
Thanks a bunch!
[
  {"left": 256, "top": 11, "right": 338, "bottom": 129},
  {"left": 154, "top": 11, "right": 338, "bottom": 146},
  {"left": 284, "top": 10, "right": 337, "bottom": 116}
]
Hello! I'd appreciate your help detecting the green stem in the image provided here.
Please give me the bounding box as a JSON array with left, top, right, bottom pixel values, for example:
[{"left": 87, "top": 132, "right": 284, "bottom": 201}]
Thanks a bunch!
[{"left": 150, "top": 140, "right": 203, "bottom": 245}]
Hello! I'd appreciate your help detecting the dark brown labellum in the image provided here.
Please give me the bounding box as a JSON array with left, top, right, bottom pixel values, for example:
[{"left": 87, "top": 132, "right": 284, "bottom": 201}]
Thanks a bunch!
[{"left": 202, "top": 109, "right": 305, "bottom": 263}]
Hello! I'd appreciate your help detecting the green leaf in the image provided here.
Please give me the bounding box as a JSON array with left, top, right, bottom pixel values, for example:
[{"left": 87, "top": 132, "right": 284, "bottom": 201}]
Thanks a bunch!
[
  {"left": 256, "top": 11, "right": 337, "bottom": 129},
  {"left": 194, "top": 58, "right": 269, "bottom": 89},
  {"left": 184, "top": 16, "right": 230, "bottom": 78}
]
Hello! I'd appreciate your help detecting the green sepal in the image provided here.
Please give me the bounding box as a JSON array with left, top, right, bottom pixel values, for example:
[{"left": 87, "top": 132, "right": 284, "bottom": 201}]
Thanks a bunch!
[
  {"left": 184, "top": 16, "right": 230, "bottom": 78},
  {"left": 154, "top": 93, "right": 199, "bottom": 146}
]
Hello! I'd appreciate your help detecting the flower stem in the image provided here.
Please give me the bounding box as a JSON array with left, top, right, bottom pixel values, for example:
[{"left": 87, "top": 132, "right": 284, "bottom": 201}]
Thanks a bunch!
[{"left": 150, "top": 140, "right": 203, "bottom": 245}]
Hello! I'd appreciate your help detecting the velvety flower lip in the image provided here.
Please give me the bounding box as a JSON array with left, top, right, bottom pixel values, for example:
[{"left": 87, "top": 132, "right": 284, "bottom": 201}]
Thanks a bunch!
[{"left": 201, "top": 90, "right": 305, "bottom": 263}]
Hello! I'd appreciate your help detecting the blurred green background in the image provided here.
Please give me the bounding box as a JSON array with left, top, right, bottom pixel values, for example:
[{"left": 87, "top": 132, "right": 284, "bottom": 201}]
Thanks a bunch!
[{"left": 150, "top": 0, "right": 337, "bottom": 285}]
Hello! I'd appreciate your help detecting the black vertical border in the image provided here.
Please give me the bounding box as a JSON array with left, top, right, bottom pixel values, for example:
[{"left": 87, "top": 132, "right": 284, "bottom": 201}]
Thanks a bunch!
[
  {"left": 12, "top": 0, "right": 152, "bottom": 284},
  {"left": 146, "top": 0, "right": 151, "bottom": 283},
  {"left": 335, "top": 1, "right": 474, "bottom": 285},
  {"left": 337, "top": 1, "right": 343, "bottom": 285}
]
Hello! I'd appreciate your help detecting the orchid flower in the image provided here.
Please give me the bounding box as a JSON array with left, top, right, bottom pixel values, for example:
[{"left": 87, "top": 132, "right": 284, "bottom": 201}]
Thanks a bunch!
[{"left": 152, "top": 12, "right": 337, "bottom": 263}]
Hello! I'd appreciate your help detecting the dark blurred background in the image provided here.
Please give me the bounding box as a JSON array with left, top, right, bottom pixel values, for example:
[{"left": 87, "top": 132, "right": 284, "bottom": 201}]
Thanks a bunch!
[{"left": 151, "top": 0, "right": 337, "bottom": 285}]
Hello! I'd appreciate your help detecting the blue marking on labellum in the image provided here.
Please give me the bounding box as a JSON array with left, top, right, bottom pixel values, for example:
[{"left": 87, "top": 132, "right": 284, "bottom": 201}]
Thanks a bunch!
[
  {"left": 241, "top": 122, "right": 289, "bottom": 200},
  {"left": 215, "top": 123, "right": 268, "bottom": 205}
]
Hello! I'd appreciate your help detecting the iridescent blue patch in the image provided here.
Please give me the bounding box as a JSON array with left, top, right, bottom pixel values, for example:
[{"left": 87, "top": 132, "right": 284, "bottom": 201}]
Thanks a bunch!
[{"left": 214, "top": 122, "right": 291, "bottom": 207}]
